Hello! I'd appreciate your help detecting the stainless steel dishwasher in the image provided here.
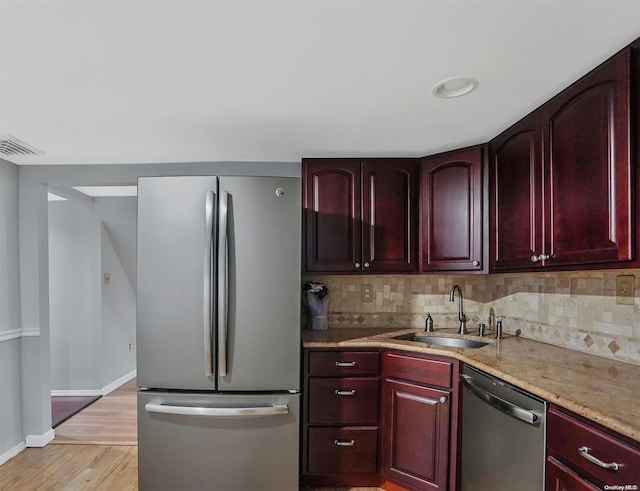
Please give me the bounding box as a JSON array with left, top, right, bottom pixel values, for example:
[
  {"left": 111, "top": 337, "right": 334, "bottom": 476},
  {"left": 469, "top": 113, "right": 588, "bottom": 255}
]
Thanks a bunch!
[{"left": 460, "top": 365, "right": 547, "bottom": 491}]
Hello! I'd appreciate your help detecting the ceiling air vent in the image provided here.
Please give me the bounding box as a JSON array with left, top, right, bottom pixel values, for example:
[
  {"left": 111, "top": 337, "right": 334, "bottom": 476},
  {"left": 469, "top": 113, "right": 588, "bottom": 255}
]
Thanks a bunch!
[{"left": 0, "top": 135, "right": 44, "bottom": 156}]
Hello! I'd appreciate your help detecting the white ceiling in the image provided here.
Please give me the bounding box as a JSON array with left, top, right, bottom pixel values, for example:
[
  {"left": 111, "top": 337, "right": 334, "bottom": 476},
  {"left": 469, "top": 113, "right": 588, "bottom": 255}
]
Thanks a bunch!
[{"left": 1, "top": 0, "right": 639, "bottom": 166}]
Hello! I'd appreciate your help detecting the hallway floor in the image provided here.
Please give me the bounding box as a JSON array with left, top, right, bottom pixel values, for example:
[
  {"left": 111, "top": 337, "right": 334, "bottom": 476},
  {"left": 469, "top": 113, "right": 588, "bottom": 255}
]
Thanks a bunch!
[{"left": 52, "top": 378, "right": 137, "bottom": 445}]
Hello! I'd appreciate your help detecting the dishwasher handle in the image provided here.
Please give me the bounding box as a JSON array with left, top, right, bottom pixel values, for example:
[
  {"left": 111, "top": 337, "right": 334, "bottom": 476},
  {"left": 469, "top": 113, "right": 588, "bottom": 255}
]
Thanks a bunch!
[{"left": 460, "top": 374, "right": 541, "bottom": 425}]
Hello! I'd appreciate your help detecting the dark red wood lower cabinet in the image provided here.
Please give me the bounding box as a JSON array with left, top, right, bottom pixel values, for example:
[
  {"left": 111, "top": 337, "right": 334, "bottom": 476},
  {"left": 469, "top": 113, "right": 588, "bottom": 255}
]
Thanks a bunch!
[
  {"left": 307, "top": 427, "right": 378, "bottom": 474},
  {"left": 546, "top": 457, "right": 600, "bottom": 491},
  {"left": 301, "top": 349, "right": 382, "bottom": 488},
  {"left": 382, "top": 379, "right": 450, "bottom": 490},
  {"left": 546, "top": 405, "right": 640, "bottom": 491}
]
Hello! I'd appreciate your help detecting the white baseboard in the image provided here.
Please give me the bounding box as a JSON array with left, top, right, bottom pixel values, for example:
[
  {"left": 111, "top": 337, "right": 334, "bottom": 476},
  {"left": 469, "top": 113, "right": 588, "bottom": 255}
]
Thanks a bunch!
[
  {"left": 50, "top": 389, "right": 102, "bottom": 397},
  {"left": 0, "top": 441, "right": 26, "bottom": 466},
  {"left": 102, "top": 369, "right": 137, "bottom": 395},
  {"left": 26, "top": 428, "right": 55, "bottom": 448},
  {"left": 50, "top": 369, "right": 137, "bottom": 397}
]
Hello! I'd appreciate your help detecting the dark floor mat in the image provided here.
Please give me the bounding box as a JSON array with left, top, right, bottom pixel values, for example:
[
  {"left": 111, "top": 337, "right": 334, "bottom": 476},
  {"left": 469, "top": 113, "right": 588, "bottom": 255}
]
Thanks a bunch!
[{"left": 51, "top": 395, "right": 101, "bottom": 428}]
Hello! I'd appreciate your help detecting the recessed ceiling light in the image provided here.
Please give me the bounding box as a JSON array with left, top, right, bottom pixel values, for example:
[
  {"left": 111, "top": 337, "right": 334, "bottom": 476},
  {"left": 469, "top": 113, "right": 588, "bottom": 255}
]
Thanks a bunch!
[
  {"left": 72, "top": 186, "right": 138, "bottom": 197},
  {"left": 432, "top": 77, "right": 478, "bottom": 98}
]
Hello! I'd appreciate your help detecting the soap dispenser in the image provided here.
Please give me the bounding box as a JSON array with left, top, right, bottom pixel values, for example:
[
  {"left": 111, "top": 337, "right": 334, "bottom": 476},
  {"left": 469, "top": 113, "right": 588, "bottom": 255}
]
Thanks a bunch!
[
  {"left": 425, "top": 313, "right": 434, "bottom": 332},
  {"left": 495, "top": 316, "right": 503, "bottom": 339}
]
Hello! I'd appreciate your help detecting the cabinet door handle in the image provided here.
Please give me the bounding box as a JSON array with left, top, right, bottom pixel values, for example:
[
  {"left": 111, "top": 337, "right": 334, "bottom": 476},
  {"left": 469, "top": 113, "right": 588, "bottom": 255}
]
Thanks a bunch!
[
  {"left": 354, "top": 262, "right": 361, "bottom": 268},
  {"left": 363, "top": 262, "right": 370, "bottom": 268},
  {"left": 335, "top": 361, "right": 357, "bottom": 367},
  {"left": 531, "top": 253, "right": 550, "bottom": 263},
  {"left": 334, "top": 389, "right": 356, "bottom": 396},
  {"left": 334, "top": 439, "right": 355, "bottom": 447},
  {"left": 472, "top": 260, "right": 479, "bottom": 266},
  {"left": 578, "top": 446, "right": 620, "bottom": 471},
  {"left": 439, "top": 396, "right": 448, "bottom": 404}
]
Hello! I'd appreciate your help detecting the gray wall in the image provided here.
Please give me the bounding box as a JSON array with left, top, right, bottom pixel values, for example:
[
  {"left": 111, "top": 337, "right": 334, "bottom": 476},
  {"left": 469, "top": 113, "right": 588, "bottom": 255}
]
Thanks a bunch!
[
  {"left": 0, "top": 159, "right": 24, "bottom": 461},
  {"left": 48, "top": 199, "right": 101, "bottom": 390},
  {"left": 101, "top": 221, "right": 136, "bottom": 386},
  {"left": 17, "top": 161, "right": 300, "bottom": 446},
  {"left": 95, "top": 197, "right": 137, "bottom": 290},
  {"left": 48, "top": 195, "right": 138, "bottom": 391}
]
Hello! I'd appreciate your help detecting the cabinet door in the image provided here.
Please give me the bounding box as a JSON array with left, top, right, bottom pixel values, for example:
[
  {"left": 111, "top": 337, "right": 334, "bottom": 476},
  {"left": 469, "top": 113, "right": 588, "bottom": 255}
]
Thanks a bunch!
[
  {"left": 421, "top": 146, "right": 484, "bottom": 272},
  {"left": 303, "top": 159, "right": 362, "bottom": 272},
  {"left": 543, "top": 48, "right": 632, "bottom": 266},
  {"left": 546, "top": 457, "right": 600, "bottom": 491},
  {"left": 382, "top": 379, "right": 450, "bottom": 490},
  {"left": 361, "top": 160, "right": 419, "bottom": 272},
  {"left": 490, "top": 112, "right": 544, "bottom": 271}
]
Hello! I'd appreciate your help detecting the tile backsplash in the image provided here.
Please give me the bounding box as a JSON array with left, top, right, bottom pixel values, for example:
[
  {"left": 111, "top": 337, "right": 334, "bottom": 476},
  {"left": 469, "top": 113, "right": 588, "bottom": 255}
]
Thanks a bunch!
[{"left": 302, "top": 269, "right": 640, "bottom": 365}]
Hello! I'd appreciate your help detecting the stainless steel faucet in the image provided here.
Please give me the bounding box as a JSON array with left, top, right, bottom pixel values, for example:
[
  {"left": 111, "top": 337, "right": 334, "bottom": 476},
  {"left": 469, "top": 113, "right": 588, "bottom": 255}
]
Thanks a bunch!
[{"left": 449, "top": 284, "right": 468, "bottom": 335}]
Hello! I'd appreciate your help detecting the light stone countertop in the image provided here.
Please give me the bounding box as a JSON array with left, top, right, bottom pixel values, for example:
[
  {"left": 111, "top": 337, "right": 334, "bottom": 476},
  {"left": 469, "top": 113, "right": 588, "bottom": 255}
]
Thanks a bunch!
[{"left": 301, "top": 327, "right": 640, "bottom": 443}]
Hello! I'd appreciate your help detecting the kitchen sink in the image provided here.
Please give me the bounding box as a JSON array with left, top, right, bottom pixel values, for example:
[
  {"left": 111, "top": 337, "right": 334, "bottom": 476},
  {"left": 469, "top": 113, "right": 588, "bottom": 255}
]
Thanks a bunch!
[{"left": 392, "top": 333, "right": 488, "bottom": 349}]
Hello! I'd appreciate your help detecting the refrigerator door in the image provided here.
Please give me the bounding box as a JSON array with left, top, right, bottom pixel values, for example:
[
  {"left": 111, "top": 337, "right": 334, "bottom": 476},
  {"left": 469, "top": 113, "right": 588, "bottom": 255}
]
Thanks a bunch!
[
  {"left": 217, "top": 177, "right": 301, "bottom": 391},
  {"left": 138, "top": 391, "right": 300, "bottom": 491},
  {"left": 137, "top": 176, "right": 217, "bottom": 390}
]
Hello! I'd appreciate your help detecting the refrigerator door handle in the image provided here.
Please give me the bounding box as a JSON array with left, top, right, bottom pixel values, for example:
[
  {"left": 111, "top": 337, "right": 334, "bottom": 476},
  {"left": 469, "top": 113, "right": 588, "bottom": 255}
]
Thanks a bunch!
[
  {"left": 218, "top": 190, "right": 230, "bottom": 376},
  {"left": 145, "top": 402, "right": 288, "bottom": 418},
  {"left": 203, "top": 190, "right": 216, "bottom": 377}
]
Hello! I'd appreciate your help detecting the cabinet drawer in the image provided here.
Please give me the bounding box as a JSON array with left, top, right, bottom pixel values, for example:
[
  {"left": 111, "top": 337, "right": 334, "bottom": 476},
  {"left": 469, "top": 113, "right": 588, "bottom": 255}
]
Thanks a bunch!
[
  {"left": 383, "top": 352, "right": 452, "bottom": 388},
  {"left": 547, "top": 407, "right": 640, "bottom": 486},
  {"left": 308, "top": 378, "right": 379, "bottom": 425},
  {"left": 307, "top": 427, "right": 378, "bottom": 474},
  {"left": 309, "top": 351, "right": 379, "bottom": 376}
]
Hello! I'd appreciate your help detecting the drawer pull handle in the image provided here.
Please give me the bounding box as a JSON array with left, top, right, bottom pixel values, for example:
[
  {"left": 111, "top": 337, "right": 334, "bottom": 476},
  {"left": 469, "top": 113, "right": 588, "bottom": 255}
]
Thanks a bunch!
[
  {"left": 578, "top": 446, "right": 620, "bottom": 471},
  {"left": 334, "top": 439, "right": 355, "bottom": 447},
  {"left": 335, "top": 361, "right": 357, "bottom": 368},
  {"left": 334, "top": 389, "right": 356, "bottom": 396}
]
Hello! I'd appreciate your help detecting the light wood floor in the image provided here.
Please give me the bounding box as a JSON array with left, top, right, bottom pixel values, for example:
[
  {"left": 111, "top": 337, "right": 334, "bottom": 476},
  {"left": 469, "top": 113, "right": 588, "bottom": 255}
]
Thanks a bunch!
[
  {"left": 0, "top": 444, "right": 138, "bottom": 490},
  {"left": 1, "top": 379, "right": 139, "bottom": 490}
]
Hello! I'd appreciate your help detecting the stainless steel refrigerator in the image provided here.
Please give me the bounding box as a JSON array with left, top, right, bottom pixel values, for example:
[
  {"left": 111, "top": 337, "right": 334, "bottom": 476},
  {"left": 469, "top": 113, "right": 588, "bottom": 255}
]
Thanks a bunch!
[{"left": 136, "top": 176, "right": 301, "bottom": 491}]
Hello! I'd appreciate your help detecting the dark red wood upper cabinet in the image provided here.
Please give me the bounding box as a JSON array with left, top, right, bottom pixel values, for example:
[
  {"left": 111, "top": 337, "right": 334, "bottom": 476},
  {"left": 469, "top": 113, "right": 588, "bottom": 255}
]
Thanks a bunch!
[
  {"left": 362, "top": 160, "right": 419, "bottom": 273},
  {"left": 303, "top": 159, "right": 361, "bottom": 272},
  {"left": 490, "top": 112, "right": 544, "bottom": 271},
  {"left": 490, "top": 46, "right": 634, "bottom": 272},
  {"left": 302, "top": 158, "right": 418, "bottom": 273},
  {"left": 421, "top": 146, "right": 485, "bottom": 272},
  {"left": 543, "top": 48, "right": 633, "bottom": 266}
]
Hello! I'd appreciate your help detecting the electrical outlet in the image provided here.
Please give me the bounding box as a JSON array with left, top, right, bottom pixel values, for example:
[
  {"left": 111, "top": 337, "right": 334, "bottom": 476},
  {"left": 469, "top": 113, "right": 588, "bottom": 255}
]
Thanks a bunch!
[
  {"left": 616, "top": 275, "right": 635, "bottom": 305},
  {"left": 104, "top": 272, "right": 111, "bottom": 285},
  {"left": 128, "top": 342, "right": 133, "bottom": 352},
  {"left": 361, "top": 284, "right": 373, "bottom": 302}
]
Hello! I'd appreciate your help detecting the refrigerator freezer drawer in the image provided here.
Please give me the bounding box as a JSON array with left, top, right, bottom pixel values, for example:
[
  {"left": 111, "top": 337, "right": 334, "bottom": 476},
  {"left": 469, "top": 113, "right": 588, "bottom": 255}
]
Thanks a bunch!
[{"left": 138, "top": 391, "right": 300, "bottom": 491}]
